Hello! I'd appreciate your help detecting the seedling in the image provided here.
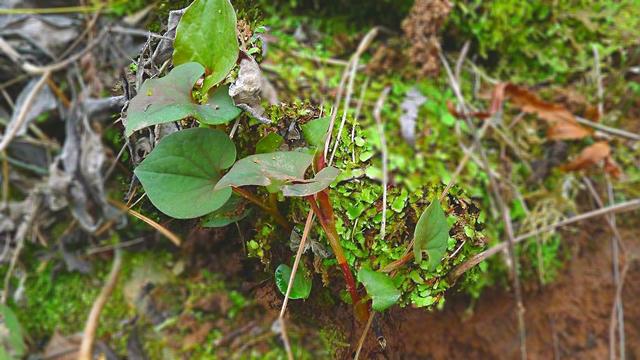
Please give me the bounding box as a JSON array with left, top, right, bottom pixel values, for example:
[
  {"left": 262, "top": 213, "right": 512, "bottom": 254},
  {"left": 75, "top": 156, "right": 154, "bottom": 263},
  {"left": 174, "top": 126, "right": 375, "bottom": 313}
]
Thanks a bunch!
[{"left": 126, "top": 0, "right": 451, "bottom": 325}]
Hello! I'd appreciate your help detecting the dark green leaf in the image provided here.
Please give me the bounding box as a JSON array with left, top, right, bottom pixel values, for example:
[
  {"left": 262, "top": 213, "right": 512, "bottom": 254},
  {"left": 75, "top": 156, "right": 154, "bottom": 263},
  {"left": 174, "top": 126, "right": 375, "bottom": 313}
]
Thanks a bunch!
[
  {"left": 281, "top": 167, "right": 340, "bottom": 196},
  {"left": 275, "top": 264, "right": 312, "bottom": 300},
  {"left": 301, "top": 116, "right": 330, "bottom": 147},
  {"left": 0, "top": 304, "right": 25, "bottom": 357},
  {"left": 134, "top": 128, "right": 235, "bottom": 219},
  {"left": 215, "top": 151, "right": 313, "bottom": 190},
  {"left": 125, "top": 63, "right": 240, "bottom": 135},
  {"left": 201, "top": 194, "right": 250, "bottom": 227},
  {"left": 255, "top": 133, "right": 284, "bottom": 154},
  {"left": 357, "top": 268, "right": 400, "bottom": 311},
  {"left": 413, "top": 199, "right": 449, "bottom": 270},
  {"left": 173, "top": 0, "right": 238, "bottom": 88}
]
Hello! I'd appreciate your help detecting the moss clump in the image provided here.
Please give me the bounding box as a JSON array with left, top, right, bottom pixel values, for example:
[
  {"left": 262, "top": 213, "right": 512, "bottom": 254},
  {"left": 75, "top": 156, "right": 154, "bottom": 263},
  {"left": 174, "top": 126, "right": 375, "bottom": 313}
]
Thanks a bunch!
[{"left": 448, "top": 1, "right": 640, "bottom": 83}]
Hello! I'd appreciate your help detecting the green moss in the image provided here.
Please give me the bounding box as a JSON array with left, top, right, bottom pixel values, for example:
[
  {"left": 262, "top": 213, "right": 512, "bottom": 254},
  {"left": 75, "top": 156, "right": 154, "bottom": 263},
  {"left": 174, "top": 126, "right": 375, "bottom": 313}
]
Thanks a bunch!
[
  {"left": 318, "top": 325, "right": 349, "bottom": 358},
  {"left": 448, "top": 1, "right": 640, "bottom": 83}
]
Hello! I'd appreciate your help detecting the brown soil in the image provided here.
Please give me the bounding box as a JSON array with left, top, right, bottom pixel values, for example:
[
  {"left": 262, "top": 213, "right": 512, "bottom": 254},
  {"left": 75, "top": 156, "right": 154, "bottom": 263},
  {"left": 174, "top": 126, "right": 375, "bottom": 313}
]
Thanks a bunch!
[
  {"left": 351, "top": 218, "right": 640, "bottom": 359},
  {"left": 202, "top": 212, "right": 640, "bottom": 359}
]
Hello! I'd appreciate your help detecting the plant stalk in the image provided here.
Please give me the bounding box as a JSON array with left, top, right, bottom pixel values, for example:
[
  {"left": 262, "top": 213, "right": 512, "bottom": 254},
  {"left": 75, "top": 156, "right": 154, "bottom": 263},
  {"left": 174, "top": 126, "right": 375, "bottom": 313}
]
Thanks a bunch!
[
  {"left": 307, "top": 193, "right": 369, "bottom": 321},
  {"left": 232, "top": 187, "right": 292, "bottom": 232}
]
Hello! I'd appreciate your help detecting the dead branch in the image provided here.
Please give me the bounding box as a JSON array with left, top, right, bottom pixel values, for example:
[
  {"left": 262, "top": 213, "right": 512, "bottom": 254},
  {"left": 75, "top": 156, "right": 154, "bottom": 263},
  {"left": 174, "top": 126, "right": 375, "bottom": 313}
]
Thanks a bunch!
[{"left": 448, "top": 198, "right": 640, "bottom": 282}]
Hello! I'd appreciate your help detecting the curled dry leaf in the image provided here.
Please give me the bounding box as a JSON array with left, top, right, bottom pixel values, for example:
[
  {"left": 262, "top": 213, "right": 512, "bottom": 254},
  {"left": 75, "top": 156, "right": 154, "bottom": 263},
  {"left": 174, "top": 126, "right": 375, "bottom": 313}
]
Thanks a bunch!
[
  {"left": 447, "top": 82, "right": 593, "bottom": 140},
  {"left": 501, "top": 84, "right": 592, "bottom": 140},
  {"left": 560, "top": 141, "right": 621, "bottom": 178}
]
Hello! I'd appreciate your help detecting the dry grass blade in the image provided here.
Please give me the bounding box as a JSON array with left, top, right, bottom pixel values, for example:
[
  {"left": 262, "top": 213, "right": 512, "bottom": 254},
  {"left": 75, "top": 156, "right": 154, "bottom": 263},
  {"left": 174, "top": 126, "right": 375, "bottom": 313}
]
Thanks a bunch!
[
  {"left": 278, "top": 210, "right": 314, "bottom": 360},
  {"left": 78, "top": 248, "right": 122, "bottom": 360},
  {"left": 353, "top": 311, "right": 375, "bottom": 360},
  {"left": 109, "top": 199, "right": 182, "bottom": 246},
  {"left": 373, "top": 86, "right": 391, "bottom": 239},
  {"left": 328, "top": 27, "right": 379, "bottom": 165},
  {"left": 0, "top": 72, "right": 50, "bottom": 153}
]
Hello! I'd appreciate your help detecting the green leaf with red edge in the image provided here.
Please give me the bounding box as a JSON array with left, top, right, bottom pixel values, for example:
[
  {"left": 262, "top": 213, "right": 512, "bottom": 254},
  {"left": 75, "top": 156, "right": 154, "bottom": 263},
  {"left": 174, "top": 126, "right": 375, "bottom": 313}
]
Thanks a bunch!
[
  {"left": 413, "top": 199, "right": 449, "bottom": 270},
  {"left": 125, "top": 62, "right": 240, "bottom": 136},
  {"left": 134, "top": 128, "right": 235, "bottom": 219},
  {"left": 173, "top": 0, "right": 239, "bottom": 90}
]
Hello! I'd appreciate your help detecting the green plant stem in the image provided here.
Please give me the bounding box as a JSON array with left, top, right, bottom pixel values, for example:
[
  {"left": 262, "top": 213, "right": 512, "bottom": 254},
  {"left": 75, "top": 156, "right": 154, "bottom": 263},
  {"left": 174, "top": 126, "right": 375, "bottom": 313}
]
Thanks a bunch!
[{"left": 232, "top": 187, "right": 292, "bottom": 232}]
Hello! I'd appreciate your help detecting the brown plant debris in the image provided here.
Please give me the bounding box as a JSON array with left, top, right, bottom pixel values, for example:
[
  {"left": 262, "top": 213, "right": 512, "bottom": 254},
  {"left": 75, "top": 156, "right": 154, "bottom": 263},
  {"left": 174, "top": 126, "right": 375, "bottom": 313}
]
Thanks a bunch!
[{"left": 402, "top": 0, "right": 452, "bottom": 78}]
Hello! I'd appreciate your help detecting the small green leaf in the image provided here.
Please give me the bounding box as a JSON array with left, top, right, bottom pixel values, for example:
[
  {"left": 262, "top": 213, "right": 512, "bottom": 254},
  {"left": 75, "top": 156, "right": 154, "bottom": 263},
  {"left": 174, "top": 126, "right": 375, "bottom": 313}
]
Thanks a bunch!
[
  {"left": 357, "top": 268, "right": 401, "bottom": 311},
  {"left": 281, "top": 167, "right": 340, "bottom": 196},
  {"left": 0, "top": 304, "right": 26, "bottom": 358},
  {"left": 134, "top": 128, "right": 235, "bottom": 219},
  {"left": 413, "top": 199, "right": 449, "bottom": 270},
  {"left": 173, "top": 0, "right": 239, "bottom": 88},
  {"left": 215, "top": 151, "right": 313, "bottom": 190},
  {"left": 256, "top": 133, "right": 284, "bottom": 154},
  {"left": 201, "top": 84, "right": 242, "bottom": 125},
  {"left": 275, "top": 264, "right": 312, "bottom": 300},
  {"left": 201, "top": 194, "right": 250, "bottom": 228},
  {"left": 301, "top": 116, "right": 330, "bottom": 147},
  {"left": 125, "top": 63, "right": 240, "bottom": 135}
]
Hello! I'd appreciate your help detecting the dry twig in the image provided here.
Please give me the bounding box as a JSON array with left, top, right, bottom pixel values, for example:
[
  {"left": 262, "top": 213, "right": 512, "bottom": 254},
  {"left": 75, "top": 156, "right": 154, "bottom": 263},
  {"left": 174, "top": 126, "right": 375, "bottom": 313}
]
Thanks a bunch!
[
  {"left": 449, "top": 198, "right": 640, "bottom": 282},
  {"left": 78, "top": 248, "right": 122, "bottom": 360}
]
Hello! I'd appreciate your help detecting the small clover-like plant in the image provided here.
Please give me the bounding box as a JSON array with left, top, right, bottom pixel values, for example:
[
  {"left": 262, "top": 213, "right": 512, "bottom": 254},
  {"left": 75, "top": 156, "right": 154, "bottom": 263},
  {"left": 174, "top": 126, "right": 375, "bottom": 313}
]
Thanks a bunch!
[{"left": 126, "top": 0, "right": 455, "bottom": 330}]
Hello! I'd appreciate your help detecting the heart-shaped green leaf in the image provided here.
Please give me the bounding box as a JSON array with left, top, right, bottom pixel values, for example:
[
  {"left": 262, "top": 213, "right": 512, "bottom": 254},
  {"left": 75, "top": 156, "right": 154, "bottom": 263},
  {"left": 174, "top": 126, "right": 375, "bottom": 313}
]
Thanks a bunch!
[
  {"left": 413, "top": 199, "right": 449, "bottom": 270},
  {"left": 281, "top": 167, "right": 340, "bottom": 196},
  {"left": 275, "top": 263, "right": 312, "bottom": 300},
  {"left": 173, "top": 0, "right": 239, "bottom": 89},
  {"left": 125, "top": 63, "right": 240, "bottom": 136},
  {"left": 301, "top": 116, "right": 330, "bottom": 147},
  {"left": 357, "top": 268, "right": 400, "bottom": 312},
  {"left": 134, "top": 128, "right": 236, "bottom": 219},
  {"left": 215, "top": 151, "right": 314, "bottom": 190},
  {"left": 201, "top": 194, "right": 250, "bottom": 228}
]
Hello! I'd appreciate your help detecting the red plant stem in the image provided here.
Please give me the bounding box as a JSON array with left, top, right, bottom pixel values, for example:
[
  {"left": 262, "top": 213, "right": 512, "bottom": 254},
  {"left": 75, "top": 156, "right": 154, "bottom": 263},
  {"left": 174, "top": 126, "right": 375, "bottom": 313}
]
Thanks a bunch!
[
  {"left": 233, "top": 187, "right": 292, "bottom": 232},
  {"left": 307, "top": 193, "right": 369, "bottom": 321},
  {"left": 380, "top": 251, "right": 414, "bottom": 273}
]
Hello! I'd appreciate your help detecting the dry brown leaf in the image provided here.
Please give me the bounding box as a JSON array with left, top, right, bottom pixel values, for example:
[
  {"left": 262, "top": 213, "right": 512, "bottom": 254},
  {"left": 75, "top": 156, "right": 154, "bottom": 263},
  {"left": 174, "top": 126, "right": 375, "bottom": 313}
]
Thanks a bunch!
[
  {"left": 446, "top": 83, "right": 593, "bottom": 140},
  {"left": 561, "top": 141, "right": 611, "bottom": 172},
  {"left": 546, "top": 121, "right": 594, "bottom": 140},
  {"left": 604, "top": 157, "right": 623, "bottom": 179}
]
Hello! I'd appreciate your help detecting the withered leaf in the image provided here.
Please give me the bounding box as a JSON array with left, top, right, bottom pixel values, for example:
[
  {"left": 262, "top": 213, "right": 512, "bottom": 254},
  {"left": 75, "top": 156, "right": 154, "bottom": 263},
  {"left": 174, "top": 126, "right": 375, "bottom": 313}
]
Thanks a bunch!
[{"left": 561, "top": 141, "right": 611, "bottom": 172}]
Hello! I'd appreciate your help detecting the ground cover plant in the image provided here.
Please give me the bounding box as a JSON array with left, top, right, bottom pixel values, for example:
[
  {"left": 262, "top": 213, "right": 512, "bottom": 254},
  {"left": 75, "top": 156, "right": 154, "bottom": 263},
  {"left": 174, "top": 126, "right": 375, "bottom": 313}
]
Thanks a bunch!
[{"left": 0, "top": 0, "right": 639, "bottom": 359}]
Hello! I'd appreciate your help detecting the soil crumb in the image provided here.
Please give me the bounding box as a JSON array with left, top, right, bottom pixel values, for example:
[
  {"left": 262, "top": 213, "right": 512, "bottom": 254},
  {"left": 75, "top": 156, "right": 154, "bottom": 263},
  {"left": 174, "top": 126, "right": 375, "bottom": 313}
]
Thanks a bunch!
[{"left": 401, "top": 0, "right": 452, "bottom": 78}]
